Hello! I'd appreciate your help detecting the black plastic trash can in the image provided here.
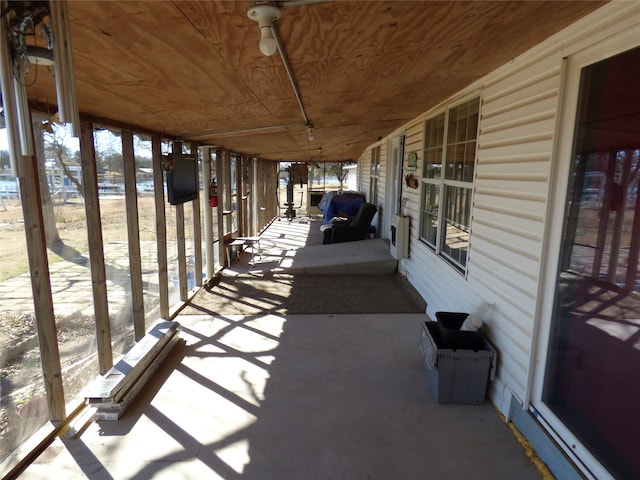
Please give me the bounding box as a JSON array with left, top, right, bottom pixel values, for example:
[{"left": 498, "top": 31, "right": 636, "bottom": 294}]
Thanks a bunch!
[{"left": 435, "top": 311, "right": 484, "bottom": 351}]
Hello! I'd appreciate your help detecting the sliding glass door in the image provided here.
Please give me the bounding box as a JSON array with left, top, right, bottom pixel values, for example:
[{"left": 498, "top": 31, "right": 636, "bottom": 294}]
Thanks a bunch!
[{"left": 544, "top": 46, "right": 640, "bottom": 479}]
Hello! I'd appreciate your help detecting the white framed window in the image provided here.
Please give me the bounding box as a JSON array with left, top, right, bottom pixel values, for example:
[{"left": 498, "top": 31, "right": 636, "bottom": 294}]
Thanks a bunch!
[{"left": 419, "top": 97, "right": 479, "bottom": 272}]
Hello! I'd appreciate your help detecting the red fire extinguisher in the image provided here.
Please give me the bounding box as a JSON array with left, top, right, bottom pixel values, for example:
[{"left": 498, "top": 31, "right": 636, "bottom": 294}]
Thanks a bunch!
[{"left": 209, "top": 179, "right": 218, "bottom": 208}]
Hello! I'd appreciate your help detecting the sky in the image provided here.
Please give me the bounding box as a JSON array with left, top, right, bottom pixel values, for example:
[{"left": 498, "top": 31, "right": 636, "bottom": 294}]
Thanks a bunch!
[
  {"left": 0, "top": 124, "right": 79, "bottom": 153},
  {"left": 1, "top": 124, "right": 152, "bottom": 158}
]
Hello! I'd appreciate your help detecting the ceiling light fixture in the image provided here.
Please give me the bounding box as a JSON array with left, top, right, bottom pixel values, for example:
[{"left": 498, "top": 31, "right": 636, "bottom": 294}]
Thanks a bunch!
[
  {"left": 247, "top": 4, "right": 281, "bottom": 56},
  {"left": 26, "top": 45, "right": 54, "bottom": 66},
  {"left": 306, "top": 125, "right": 314, "bottom": 142}
]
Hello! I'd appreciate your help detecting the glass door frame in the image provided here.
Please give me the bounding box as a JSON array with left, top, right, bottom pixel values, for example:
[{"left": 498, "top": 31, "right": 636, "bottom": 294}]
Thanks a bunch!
[{"left": 530, "top": 28, "right": 640, "bottom": 480}]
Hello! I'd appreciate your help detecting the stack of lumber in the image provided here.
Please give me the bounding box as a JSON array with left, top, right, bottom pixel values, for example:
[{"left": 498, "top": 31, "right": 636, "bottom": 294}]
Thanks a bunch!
[{"left": 83, "top": 320, "right": 181, "bottom": 421}]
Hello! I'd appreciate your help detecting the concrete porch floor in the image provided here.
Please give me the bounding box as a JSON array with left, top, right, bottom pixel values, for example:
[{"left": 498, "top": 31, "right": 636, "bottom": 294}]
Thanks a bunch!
[
  {"left": 18, "top": 314, "right": 542, "bottom": 480},
  {"left": 14, "top": 216, "right": 544, "bottom": 479}
]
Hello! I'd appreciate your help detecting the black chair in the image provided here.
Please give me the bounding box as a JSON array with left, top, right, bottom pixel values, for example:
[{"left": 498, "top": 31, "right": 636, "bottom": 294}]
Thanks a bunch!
[{"left": 323, "top": 202, "right": 377, "bottom": 244}]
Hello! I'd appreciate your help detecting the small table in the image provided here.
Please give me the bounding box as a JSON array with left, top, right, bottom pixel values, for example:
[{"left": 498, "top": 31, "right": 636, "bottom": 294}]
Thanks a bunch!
[{"left": 225, "top": 236, "right": 261, "bottom": 267}]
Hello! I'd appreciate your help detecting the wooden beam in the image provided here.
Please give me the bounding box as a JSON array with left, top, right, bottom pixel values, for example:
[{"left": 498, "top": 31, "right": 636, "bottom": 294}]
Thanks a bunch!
[
  {"left": 122, "top": 130, "right": 145, "bottom": 340},
  {"left": 225, "top": 153, "right": 233, "bottom": 236},
  {"left": 626, "top": 175, "right": 640, "bottom": 288},
  {"left": 173, "top": 142, "right": 188, "bottom": 302},
  {"left": 93, "top": 334, "right": 182, "bottom": 421},
  {"left": 84, "top": 321, "right": 181, "bottom": 420},
  {"left": 191, "top": 141, "right": 203, "bottom": 288},
  {"left": 30, "top": 101, "right": 177, "bottom": 140},
  {"left": 80, "top": 120, "right": 113, "bottom": 374},
  {"left": 607, "top": 151, "right": 632, "bottom": 282},
  {"left": 592, "top": 152, "right": 617, "bottom": 277},
  {"left": 152, "top": 135, "right": 170, "bottom": 319},
  {"left": 247, "top": 160, "right": 251, "bottom": 234},
  {"left": 176, "top": 203, "right": 187, "bottom": 300},
  {"left": 19, "top": 144, "right": 65, "bottom": 421},
  {"left": 237, "top": 154, "right": 244, "bottom": 237},
  {"left": 251, "top": 158, "right": 259, "bottom": 236},
  {"left": 84, "top": 321, "right": 179, "bottom": 402},
  {"left": 216, "top": 149, "right": 226, "bottom": 266},
  {"left": 203, "top": 148, "right": 215, "bottom": 279}
]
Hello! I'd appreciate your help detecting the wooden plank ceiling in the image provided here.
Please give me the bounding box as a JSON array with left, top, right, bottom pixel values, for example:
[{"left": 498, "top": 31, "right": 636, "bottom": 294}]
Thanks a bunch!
[{"left": 23, "top": 0, "right": 605, "bottom": 162}]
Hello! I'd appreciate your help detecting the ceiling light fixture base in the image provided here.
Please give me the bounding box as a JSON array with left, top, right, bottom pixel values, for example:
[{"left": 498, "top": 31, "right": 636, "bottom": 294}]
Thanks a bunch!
[{"left": 247, "top": 5, "right": 281, "bottom": 56}]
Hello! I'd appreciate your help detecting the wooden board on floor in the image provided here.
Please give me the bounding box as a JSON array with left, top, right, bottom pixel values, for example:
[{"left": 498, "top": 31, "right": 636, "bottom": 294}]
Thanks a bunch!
[{"left": 83, "top": 321, "right": 179, "bottom": 403}]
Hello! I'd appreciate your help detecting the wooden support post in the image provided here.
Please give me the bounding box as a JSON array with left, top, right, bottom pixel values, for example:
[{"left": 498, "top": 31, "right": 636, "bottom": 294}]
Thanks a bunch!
[
  {"left": 173, "top": 142, "right": 188, "bottom": 302},
  {"left": 152, "top": 135, "right": 170, "bottom": 319},
  {"left": 247, "top": 158, "right": 252, "bottom": 235},
  {"left": 216, "top": 149, "right": 226, "bottom": 266},
  {"left": 191, "top": 142, "right": 203, "bottom": 288},
  {"left": 203, "top": 148, "right": 215, "bottom": 280},
  {"left": 237, "top": 155, "right": 244, "bottom": 237},
  {"left": 226, "top": 153, "right": 233, "bottom": 235},
  {"left": 592, "top": 152, "right": 617, "bottom": 277},
  {"left": 562, "top": 154, "right": 586, "bottom": 271},
  {"left": 18, "top": 146, "right": 65, "bottom": 421},
  {"left": 176, "top": 204, "right": 187, "bottom": 300},
  {"left": 122, "top": 130, "right": 145, "bottom": 340},
  {"left": 79, "top": 120, "right": 113, "bottom": 374},
  {"left": 251, "top": 157, "right": 258, "bottom": 236},
  {"left": 607, "top": 150, "right": 632, "bottom": 282},
  {"left": 626, "top": 175, "right": 640, "bottom": 288}
]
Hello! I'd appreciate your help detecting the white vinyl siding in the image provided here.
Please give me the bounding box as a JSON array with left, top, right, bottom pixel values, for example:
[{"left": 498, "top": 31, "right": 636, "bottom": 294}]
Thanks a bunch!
[
  {"left": 376, "top": 142, "right": 387, "bottom": 235},
  {"left": 359, "top": 149, "right": 371, "bottom": 198},
  {"left": 468, "top": 58, "right": 562, "bottom": 399},
  {"left": 400, "top": 39, "right": 565, "bottom": 406},
  {"left": 376, "top": 142, "right": 388, "bottom": 204}
]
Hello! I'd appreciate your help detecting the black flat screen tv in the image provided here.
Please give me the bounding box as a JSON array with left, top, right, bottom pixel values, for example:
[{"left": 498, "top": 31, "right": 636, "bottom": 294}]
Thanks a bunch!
[{"left": 166, "top": 154, "right": 199, "bottom": 205}]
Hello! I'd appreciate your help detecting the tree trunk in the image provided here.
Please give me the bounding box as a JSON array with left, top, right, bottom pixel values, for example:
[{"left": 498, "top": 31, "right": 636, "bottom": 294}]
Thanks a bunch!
[
  {"left": 33, "top": 120, "right": 61, "bottom": 246},
  {"left": 55, "top": 157, "right": 84, "bottom": 198}
]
